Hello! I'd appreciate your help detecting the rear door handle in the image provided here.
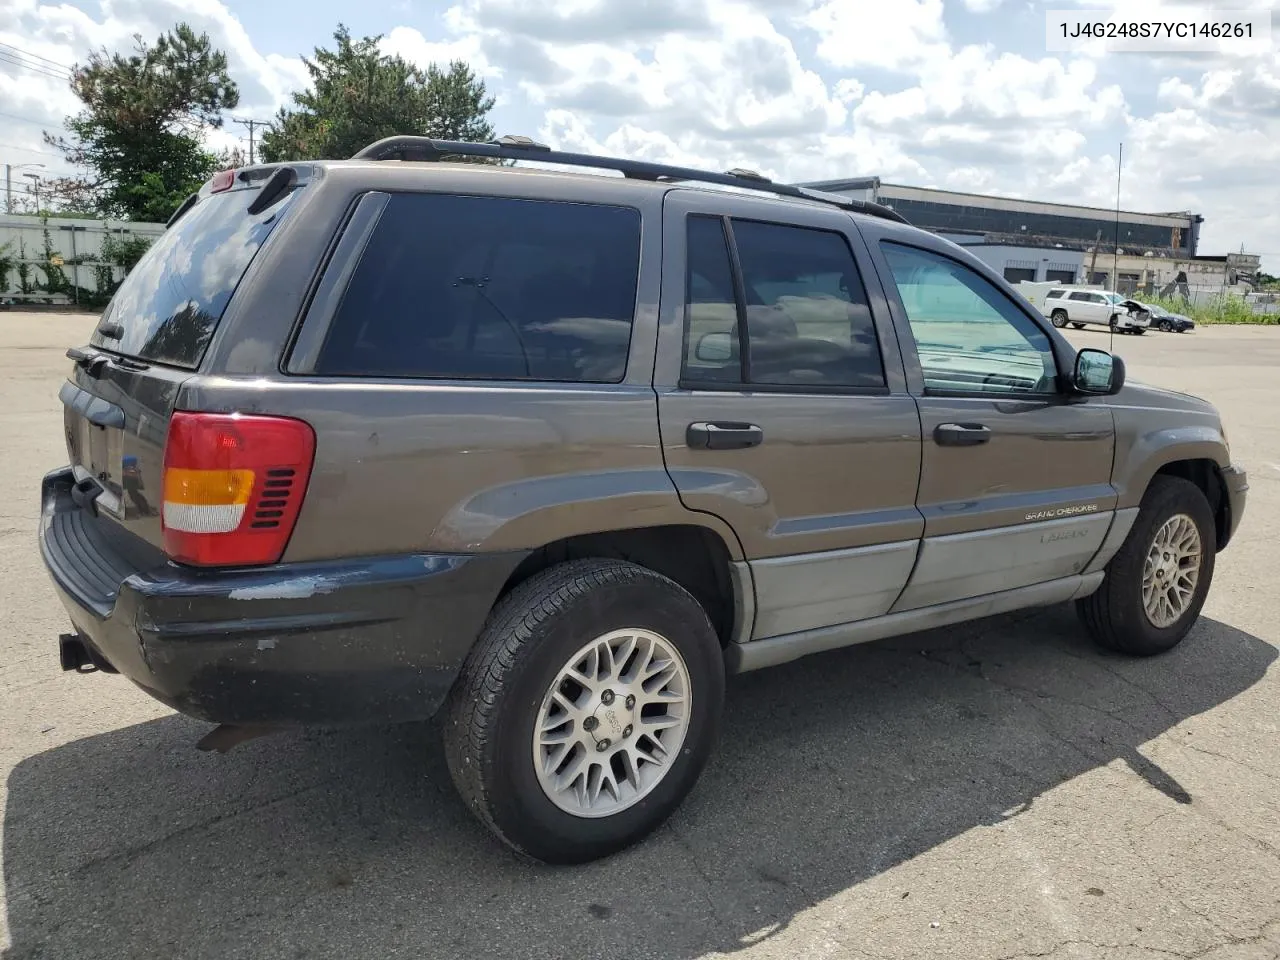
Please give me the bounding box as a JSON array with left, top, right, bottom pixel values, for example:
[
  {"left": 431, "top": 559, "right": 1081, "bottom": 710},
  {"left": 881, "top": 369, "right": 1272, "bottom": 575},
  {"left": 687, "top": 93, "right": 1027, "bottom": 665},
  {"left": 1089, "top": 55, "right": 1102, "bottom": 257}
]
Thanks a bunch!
[
  {"left": 934, "top": 422, "right": 991, "bottom": 447},
  {"left": 686, "top": 421, "right": 764, "bottom": 450}
]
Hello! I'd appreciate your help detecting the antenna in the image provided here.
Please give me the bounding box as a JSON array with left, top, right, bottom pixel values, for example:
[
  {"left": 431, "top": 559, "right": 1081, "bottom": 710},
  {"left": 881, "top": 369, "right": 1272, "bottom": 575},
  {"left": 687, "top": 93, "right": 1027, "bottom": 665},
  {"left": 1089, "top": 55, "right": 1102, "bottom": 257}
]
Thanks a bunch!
[{"left": 1112, "top": 142, "right": 1123, "bottom": 354}]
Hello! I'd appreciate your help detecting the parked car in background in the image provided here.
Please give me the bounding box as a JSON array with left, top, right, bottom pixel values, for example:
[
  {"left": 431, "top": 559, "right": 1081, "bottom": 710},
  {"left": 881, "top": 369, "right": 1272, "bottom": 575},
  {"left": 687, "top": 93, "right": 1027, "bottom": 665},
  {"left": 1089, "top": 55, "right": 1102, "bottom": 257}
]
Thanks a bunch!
[
  {"left": 1044, "top": 288, "right": 1150, "bottom": 334},
  {"left": 1134, "top": 301, "right": 1195, "bottom": 333}
]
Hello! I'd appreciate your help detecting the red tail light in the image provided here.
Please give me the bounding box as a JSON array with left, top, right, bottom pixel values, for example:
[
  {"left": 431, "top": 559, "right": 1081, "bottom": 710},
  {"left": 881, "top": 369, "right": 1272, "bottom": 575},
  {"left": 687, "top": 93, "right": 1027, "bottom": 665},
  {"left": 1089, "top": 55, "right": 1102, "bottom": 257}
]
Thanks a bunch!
[{"left": 161, "top": 412, "right": 316, "bottom": 567}]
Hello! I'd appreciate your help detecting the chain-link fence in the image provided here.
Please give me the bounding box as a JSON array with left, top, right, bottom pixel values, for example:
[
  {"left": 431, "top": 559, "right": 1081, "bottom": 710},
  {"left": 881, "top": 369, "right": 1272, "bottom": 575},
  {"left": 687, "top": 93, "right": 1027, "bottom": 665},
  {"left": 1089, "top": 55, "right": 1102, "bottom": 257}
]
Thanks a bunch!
[{"left": 0, "top": 215, "right": 165, "bottom": 309}]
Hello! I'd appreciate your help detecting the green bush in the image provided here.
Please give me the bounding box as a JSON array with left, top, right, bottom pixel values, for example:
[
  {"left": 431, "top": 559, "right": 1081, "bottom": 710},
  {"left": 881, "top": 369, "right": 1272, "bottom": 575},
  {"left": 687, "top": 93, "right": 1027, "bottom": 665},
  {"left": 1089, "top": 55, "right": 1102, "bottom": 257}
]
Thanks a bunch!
[{"left": 1143, "top": 293, "right": 1279, "bottom": 326}]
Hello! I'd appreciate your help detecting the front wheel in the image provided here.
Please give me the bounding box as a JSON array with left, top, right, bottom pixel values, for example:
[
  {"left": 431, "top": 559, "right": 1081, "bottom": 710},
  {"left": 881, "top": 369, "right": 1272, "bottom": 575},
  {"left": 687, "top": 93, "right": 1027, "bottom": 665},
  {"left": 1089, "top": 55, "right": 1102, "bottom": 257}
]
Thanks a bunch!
[
  {"left": 1077, "top": 476, "right": 1216, "bottom": 656},
  {"left": 1159, "top": 319, "right": 1174, "bottom": 332},
  {"left": 1050, "top": 310, "right": 1069, "bottom": 328},
  {"left": 443, "top": 559, "right": 725, "bottom": 864}
]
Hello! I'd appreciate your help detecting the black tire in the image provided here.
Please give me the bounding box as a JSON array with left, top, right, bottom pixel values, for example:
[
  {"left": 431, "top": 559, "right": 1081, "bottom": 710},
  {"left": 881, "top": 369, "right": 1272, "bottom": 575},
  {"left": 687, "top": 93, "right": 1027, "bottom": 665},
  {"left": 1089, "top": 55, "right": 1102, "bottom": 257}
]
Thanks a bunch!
[
  {"left": 442, "top": 559, "right": 725, "bottom": 864},
  {"left": 1050, "top": 310, "right": 1069, "bottom": 328},
  {"left": 1077, "top": 476, "right": 1216, "bottom": 656},
  {"left": 1072, "top": 322, "right": 1086, "bottom": 329},
  {"left": 1134, "top": 328, "right": 1145, "bottom": 335},
  {"left": 1159, "top": 319, "right": 1174, "bottom": 332}
]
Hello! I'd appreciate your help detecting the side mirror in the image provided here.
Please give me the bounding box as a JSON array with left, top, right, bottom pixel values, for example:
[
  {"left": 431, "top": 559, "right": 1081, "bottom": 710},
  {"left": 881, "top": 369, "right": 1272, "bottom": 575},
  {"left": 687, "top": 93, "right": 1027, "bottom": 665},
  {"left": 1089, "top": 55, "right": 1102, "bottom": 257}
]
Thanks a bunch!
[
  {"left": 695, "top": 332, "right": 734, "bottom": 363},
  {"left": 1073, "top": 348, "right": 1125, "bottom": 395}
]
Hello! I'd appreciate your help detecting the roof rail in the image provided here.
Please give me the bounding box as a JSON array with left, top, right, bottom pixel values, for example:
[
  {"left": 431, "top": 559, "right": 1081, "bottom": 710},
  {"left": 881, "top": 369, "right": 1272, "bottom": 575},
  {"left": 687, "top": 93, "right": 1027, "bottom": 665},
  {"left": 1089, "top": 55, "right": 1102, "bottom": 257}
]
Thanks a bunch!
[{"left": 350, "top": 135, "right": 910, "bottom": 225}]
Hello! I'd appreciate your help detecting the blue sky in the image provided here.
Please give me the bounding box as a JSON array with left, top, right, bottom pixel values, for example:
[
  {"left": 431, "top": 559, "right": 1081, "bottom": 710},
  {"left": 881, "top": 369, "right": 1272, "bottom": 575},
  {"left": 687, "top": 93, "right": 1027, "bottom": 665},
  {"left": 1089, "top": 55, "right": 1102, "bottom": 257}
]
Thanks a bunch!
[{"left": 2, "top": 0, "right": 1277, "bottom": 266}]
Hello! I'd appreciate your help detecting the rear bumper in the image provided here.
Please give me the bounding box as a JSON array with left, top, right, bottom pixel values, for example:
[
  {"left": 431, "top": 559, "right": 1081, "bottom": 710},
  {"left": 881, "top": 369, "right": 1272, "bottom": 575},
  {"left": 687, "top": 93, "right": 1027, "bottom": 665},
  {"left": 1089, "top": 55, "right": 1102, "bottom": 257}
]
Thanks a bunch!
[
  {"left": 39, "top": 467, "right": 524, "bottom": 726},
  {"left": 1221, "top": 463, "right": 1248, "bottom": 549}
]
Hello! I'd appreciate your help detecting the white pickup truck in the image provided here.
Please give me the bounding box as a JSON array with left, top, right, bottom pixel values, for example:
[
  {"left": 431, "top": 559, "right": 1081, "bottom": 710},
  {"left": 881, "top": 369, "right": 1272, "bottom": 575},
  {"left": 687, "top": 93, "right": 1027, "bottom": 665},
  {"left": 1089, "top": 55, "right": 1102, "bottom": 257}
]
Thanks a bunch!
[{"left": 1044, "top": 288, "right": 1151, "bottom": 334}]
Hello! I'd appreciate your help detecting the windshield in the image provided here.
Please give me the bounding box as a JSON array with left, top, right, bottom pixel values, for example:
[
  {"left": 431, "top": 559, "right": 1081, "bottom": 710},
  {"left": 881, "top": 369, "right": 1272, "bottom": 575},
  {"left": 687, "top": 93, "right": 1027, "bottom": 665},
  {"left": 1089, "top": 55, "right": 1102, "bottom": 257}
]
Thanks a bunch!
[{"left": 92, "top": 187, "right": 295, "bottom": 369}]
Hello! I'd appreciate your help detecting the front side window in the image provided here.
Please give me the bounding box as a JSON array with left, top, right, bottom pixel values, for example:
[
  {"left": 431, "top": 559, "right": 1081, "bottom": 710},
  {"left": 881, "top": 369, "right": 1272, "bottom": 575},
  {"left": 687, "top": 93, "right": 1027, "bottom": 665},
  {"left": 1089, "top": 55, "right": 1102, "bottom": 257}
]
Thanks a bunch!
[
  {"left": 681, "top": 216, "right": 886, "bottom": 391},
  {"left": 1067, "top": 291, "right": 1093, "bottom": 302},
  {"left": 315, "top": 193, "right": 641, "bottom": 382},
  {"left": 880, "top": 242, "right": 1058, "bottom": 396}
]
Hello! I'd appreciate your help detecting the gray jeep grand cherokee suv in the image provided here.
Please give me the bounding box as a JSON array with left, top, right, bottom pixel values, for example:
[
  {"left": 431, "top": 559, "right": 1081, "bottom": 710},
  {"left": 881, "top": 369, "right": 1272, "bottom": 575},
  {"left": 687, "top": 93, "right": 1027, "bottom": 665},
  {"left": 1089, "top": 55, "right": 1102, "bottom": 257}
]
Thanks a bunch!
[{"left": 41, "top": 136, "right": 1247, "bottom": 864}]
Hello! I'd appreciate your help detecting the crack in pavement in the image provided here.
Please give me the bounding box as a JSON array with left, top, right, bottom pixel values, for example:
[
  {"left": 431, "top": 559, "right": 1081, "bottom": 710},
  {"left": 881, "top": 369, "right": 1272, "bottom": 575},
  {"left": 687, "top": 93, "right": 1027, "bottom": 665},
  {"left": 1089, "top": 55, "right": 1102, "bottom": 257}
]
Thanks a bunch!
[{"left": 664, "top": 820, "right": 732, "bottom": 938}]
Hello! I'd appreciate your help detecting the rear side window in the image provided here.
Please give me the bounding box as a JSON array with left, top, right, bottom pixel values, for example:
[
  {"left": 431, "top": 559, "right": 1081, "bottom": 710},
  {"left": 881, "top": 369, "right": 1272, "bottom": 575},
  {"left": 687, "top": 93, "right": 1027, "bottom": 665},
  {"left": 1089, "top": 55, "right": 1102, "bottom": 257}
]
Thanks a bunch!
[
  {"left": 1047, "top": 289, "right": 1065, "bottom": 299},
  {"left": 1068, "top": 292, "right": 1092, "bottom": 302},
  {"left": 681, "top": 215, "right": 886, "bottom": 391},
  {"left": 93, "top": 188, "right": 294, "bottom": 369},
  {"left": 314, "top": 194, "right": 641, "bottom": 382}
]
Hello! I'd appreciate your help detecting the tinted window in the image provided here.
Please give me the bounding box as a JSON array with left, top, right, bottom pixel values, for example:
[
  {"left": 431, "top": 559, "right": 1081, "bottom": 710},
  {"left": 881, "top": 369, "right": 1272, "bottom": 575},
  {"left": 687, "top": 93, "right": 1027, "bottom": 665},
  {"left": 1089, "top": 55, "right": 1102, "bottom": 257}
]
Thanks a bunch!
[
  {"left": 683, "top": 217, "right": 741, "bottom": 383},
  {"left": 1047, "top": 289, "right": 1065, "bottom": 299},
  {"left": 92, "top": 189, "right": 294, "bottom": 368},
  {"left": 316, "top": 194, "right": 641, "bottom": 382},
  {"left": 1067, "top": 291, "right": 1092, "bottom": 302},
  {"left": 681, "top": 218, "right": 885, "bottom": 390},
  {"left": 881, "top": 242, "right": 1057, "bottom": 396}
]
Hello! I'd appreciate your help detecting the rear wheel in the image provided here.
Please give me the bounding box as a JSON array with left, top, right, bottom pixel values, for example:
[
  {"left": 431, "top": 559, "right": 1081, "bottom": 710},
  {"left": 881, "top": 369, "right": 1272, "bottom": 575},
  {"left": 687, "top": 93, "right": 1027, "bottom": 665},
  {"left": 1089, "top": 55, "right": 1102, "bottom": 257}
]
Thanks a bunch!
[
  {"left": 1077, "top": 476, "right": 1216, "bottom": 656},
  {"left": 443, "top": 559, "right": 725, "bottom": 864},
  {"left": 1050, "top": 310, "right": 1069, "bottom": 328}
]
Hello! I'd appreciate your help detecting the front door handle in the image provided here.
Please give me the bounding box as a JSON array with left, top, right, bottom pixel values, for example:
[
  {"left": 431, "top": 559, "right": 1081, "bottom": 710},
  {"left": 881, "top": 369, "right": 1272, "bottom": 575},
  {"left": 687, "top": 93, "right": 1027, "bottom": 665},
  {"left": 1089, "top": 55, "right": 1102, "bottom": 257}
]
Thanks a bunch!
[
  {"left": 934, "top": 422, "right": 992, "bottom": 447},
  {"left": 687, "top": 421, "right": 764, "bottom": 450}
]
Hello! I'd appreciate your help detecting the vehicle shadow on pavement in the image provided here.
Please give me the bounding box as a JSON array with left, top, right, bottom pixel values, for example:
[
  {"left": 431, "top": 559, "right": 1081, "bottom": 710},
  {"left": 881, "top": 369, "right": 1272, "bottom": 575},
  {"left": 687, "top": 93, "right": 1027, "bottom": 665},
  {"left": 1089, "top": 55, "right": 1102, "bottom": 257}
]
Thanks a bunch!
[{"left": 4, "top": 606, "right": 1275, "bottom": 960}]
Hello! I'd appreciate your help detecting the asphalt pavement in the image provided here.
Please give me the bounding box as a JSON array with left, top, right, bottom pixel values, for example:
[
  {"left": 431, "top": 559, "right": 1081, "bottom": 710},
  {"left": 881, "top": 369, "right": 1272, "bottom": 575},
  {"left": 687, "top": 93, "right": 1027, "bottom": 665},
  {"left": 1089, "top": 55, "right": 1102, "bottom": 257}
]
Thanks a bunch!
[{"left": 2, "top": 314, "right": 1278, "bottom": 960}]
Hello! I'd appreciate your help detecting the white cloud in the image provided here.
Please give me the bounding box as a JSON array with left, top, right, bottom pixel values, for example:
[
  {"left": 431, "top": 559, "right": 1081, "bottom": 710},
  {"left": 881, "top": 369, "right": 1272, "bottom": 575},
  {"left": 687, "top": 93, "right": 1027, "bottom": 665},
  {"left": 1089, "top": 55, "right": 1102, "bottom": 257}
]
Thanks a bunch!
[
  {"left": 804, "top": 0, "right": 949, "bottom": 72},
  {"left": 379, "top": 25, "right": 496, "bottom": 78},
  {"left": 0, "top": 0, "right": 307, "bottom": 179}
]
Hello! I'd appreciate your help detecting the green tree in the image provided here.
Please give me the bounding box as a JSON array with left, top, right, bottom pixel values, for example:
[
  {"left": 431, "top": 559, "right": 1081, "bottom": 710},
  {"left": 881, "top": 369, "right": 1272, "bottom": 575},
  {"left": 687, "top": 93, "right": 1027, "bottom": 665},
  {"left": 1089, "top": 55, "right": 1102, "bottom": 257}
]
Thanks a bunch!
[
  {"left": 46, "top": 23, "right": 240, "bottom": 222},
  {"left": 261, "top": 25, "right": 495, "bottom": 162}
]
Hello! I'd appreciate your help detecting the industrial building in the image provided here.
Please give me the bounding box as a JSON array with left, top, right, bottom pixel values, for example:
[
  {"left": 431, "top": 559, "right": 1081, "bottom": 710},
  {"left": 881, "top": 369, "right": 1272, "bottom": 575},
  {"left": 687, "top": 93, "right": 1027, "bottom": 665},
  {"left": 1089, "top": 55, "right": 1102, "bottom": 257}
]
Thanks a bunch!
[{"left": 799, "top": 177, "right": 1257, "bottom": 297}]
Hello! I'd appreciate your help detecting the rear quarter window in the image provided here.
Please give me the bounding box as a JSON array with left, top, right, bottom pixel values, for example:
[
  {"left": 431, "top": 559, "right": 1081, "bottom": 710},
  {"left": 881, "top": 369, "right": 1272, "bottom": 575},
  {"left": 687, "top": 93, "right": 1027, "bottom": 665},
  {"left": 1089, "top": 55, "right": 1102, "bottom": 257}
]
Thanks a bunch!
[
  {"left": 312, "top": 193, "right": 642, "bottom": 383},
  {"left": 92, "top": 187, "right": 295, "bottom": 369}
]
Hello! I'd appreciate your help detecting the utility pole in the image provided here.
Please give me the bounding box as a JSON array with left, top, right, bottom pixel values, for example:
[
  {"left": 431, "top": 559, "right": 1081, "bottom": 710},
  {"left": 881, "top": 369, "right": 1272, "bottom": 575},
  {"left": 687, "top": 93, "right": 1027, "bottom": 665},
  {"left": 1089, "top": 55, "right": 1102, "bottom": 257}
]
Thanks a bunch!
[
  {"left": 24, "top": 172, "right": 41, "bottom": 215},
  {"left": 4, "top": 162, "right": 45, "bottom": 214},
  {"left": 1112, "top": 142, "right": 1123, "bottom": 293},
  {"left": 231, "top": 118, "right": 271, "bottom": 165}
]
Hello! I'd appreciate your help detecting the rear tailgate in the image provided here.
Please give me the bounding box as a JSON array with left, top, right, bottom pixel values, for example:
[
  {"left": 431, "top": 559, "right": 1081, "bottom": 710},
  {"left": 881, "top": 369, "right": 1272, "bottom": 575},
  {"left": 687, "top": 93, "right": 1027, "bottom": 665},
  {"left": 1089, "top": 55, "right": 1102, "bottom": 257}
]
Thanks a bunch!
[{"left": 61, "top": 169, "right": 301, "bottom": 551}]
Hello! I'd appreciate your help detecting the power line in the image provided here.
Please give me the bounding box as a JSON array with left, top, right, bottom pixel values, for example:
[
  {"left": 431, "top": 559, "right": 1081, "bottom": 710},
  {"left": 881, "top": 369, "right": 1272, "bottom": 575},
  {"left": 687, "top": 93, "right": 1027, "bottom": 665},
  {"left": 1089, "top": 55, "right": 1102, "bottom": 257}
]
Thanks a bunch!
[
  {"left": 0, "top": 51, "right": 71, "bottom": 82},
  {"left": 0, "top": 42, "right": 72, "bottom": 71},
  {"left": 0, "top": 109, "right": 60, "bottom": 128},
  {"left": 0, "top": 141, "right": 64, "bottom": 158},
  {"left": 0, "top": 50, "right": 70, "bottom": 79}
]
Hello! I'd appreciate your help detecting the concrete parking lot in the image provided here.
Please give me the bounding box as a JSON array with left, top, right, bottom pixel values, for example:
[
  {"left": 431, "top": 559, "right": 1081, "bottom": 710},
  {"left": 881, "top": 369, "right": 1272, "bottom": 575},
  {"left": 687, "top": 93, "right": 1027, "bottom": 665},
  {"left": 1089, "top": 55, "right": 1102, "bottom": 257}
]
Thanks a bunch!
[{"left": 1, "top": 313, "right": 1278, "bottom": 960}]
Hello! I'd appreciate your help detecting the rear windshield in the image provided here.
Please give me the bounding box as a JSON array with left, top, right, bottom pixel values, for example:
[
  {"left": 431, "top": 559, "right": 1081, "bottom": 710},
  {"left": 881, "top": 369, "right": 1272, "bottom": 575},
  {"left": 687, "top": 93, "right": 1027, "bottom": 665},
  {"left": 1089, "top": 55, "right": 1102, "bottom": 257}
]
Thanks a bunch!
[{"left": 92, "top": 187, "right": 294, "bottom": 368}]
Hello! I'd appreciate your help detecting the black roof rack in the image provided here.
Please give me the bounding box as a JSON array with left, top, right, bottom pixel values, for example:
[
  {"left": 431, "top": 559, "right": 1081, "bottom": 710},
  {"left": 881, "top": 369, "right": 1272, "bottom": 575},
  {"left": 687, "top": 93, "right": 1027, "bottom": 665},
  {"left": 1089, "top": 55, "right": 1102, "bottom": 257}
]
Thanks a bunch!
[{"left": 350, "top": 135, "right": 910, "bottom": 225}]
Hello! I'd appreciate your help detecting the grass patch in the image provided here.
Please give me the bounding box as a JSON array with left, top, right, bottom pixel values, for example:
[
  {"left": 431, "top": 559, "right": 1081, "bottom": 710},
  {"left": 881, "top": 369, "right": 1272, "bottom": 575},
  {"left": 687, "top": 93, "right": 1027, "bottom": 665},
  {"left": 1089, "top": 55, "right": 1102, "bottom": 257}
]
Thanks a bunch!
[{"left": 1144, "top": 294, "right": 1280, "bottom": 326}]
